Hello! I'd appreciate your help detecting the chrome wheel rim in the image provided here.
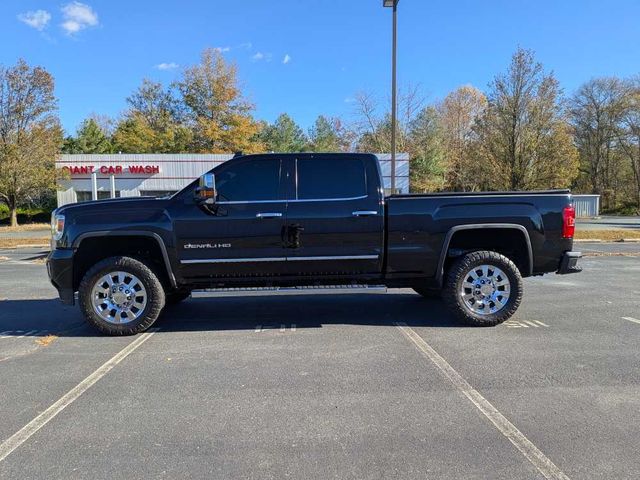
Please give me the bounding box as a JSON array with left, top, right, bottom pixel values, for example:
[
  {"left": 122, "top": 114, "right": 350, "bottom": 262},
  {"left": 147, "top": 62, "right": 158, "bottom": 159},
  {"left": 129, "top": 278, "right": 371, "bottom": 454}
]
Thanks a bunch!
[
  {"left": 92, "top": 271, "right": 147, "bottom": 324},
  {"left": 460, "top": 264, "right": 511, "bottom": 315}
]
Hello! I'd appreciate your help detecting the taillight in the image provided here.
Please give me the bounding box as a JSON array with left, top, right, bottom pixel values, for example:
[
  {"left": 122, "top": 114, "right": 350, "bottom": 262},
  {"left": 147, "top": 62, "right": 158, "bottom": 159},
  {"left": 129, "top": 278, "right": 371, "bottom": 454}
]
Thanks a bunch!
[{"left": 562, "top": 205, "right": 575, "bottom": 239}]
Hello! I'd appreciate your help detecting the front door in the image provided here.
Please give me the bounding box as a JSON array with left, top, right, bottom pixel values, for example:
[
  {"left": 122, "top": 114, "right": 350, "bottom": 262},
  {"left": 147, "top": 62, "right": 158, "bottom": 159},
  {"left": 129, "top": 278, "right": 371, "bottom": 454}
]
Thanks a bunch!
[
  {"left": 283, "top": 154, "right": 384, "bottom": 276},
  {"left": 173, "top": 156, "right": 288, "bottom": 279}
]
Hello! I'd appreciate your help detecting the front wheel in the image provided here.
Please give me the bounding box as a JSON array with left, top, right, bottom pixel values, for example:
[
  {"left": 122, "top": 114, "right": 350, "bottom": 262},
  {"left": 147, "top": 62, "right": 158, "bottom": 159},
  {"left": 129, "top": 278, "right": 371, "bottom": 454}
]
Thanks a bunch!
[
  {"left": 443, "top": 251, "right": 523, "bottom": 327},
  {"left": 78, "top": 256, "right": 165, "bottom": 335}
]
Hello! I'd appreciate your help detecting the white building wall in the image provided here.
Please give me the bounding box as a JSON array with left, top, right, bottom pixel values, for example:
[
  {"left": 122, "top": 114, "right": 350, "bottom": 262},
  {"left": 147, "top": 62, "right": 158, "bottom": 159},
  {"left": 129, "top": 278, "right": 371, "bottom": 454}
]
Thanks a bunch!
[
  {"left": 56, "top": 153, "right": 410, "bottom": 206},
  {"left": 573, "top": 194, "right": 600, "bottom": 218}
]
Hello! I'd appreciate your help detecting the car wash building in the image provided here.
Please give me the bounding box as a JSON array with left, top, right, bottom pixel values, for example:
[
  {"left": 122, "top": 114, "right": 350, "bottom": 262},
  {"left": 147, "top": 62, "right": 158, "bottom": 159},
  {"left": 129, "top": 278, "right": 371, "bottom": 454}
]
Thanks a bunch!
[{"left": 55, "top": 153, "right": 410, "bottom": 206}]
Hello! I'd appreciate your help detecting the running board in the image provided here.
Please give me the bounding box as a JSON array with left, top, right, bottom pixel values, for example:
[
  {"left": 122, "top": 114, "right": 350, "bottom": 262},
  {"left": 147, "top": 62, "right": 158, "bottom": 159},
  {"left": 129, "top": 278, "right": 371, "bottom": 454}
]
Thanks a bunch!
[{"left": 191, "top": 285, "right": 387, "bottom": 298}]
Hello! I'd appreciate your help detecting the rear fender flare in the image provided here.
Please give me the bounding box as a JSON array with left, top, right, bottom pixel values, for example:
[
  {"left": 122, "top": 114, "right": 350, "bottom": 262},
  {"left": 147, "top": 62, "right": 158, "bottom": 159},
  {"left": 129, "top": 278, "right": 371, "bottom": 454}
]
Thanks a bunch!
[{"left": 435, "top": 223, "right": 533, "bottom": 286}]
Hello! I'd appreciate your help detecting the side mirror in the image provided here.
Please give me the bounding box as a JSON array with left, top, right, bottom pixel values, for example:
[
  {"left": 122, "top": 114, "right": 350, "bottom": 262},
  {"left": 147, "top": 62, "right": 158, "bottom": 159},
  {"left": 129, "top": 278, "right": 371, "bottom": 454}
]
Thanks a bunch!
[{"left": 195, "top": 173, "right": 217, "bottom": 205}]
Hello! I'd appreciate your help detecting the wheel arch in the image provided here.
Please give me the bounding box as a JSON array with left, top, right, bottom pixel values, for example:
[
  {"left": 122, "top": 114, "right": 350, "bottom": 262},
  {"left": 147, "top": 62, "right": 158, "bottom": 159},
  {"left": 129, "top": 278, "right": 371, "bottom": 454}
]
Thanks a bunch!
[
  {"left": 72, "top": 231, "right": 177, "bottom": 290},
  {"left": 436, "top": 224, "right": 533, "bottom": 286}
]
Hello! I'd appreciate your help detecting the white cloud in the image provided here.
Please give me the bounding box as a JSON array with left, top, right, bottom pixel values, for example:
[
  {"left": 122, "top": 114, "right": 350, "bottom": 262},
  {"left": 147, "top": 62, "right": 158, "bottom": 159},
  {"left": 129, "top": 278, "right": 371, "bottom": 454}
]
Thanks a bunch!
[
  {"left": 214, "top": 46, "right": 231, "bottom": 53},
  {"left": 18, "top": 10, "right": 51, "bottom": 31},
  {"left": 156, "top": 62, "right": 179, "bottom": 70},
  {"left": 283, "top": 54, "right": 292, "bottom": 64},
  {"left": 61, "top": 2, "right": 99, "bottom": 35},
  {"left": 238, "top": 42, "right": 253, "bottom": 49},
  {"left": 252, "top": 51, "right": 272, "bottom": 62}
]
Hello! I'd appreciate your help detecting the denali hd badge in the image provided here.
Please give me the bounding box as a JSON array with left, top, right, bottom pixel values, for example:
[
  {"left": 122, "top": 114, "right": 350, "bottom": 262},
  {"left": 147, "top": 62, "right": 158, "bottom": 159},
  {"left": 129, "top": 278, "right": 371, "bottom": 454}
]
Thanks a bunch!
[{"left": 184, "top": 243, "right": 231, "bottom": 249}]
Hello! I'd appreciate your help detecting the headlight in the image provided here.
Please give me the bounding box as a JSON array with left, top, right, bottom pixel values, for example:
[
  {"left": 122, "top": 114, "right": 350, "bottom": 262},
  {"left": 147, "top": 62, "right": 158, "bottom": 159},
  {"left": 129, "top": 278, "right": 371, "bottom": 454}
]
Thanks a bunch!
[{"left": 51, "top": 212, "right": 65, "bottom": 241}]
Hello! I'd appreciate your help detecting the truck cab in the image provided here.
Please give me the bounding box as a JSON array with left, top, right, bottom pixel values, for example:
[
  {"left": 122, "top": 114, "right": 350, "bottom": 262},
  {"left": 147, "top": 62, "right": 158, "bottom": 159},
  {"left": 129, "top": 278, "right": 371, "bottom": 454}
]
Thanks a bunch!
[{"left": 172, "top": 153, "right": 384, "bottom": 283}]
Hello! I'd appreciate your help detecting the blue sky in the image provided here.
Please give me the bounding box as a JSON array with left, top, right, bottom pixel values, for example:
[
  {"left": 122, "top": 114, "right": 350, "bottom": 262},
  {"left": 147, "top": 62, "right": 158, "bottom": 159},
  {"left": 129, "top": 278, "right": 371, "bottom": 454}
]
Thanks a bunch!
[{"left": 2, "top": 0, "right": 639, "bottom": 135}]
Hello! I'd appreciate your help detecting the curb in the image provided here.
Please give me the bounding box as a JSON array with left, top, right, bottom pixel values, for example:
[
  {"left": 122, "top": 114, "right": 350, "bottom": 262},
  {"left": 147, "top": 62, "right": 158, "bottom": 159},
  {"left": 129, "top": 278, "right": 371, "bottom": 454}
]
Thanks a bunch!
[
  {"left": 575, "top": 239, "right": 640, "bottom": 243},
  {"left": 0, "top": 244, "right": 49, "bottom": 250}
]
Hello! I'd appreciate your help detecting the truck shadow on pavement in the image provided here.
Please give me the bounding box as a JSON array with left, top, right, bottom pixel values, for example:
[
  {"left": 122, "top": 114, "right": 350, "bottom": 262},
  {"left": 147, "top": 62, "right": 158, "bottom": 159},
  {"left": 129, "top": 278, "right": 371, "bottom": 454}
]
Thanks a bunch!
[
  {"left": 0, "top": 294, "right": 468, "bottom": 338},
  {"left": 158, "top": 293, "right": 467, "bottom": 332}
]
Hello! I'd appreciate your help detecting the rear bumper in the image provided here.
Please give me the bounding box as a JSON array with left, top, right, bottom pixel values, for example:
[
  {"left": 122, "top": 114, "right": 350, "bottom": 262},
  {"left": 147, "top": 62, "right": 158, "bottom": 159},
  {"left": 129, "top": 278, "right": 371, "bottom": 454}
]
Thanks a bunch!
[
  {"left": 46, "top": 248, "right": 75, "bottom": 305},
  {"left": 557, "top": 251, "right": 582, "bottom": 275}
]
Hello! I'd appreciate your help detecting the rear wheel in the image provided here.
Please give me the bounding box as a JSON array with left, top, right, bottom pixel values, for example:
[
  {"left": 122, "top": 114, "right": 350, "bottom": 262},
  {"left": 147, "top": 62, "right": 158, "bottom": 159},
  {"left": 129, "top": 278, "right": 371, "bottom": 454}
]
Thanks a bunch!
[
  {"left": 443, "top": 250, "right": 522, "bottom": 327},
  {"left": 79, "top": 256, "right": 165, "bottom": 335}
]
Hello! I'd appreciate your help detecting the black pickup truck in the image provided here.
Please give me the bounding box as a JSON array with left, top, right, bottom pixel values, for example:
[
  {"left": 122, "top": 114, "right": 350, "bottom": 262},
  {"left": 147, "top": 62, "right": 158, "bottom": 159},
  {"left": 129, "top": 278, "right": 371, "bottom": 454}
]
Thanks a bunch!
[{"left": 47, "top": 153, "right": 581, "bottom": 335}]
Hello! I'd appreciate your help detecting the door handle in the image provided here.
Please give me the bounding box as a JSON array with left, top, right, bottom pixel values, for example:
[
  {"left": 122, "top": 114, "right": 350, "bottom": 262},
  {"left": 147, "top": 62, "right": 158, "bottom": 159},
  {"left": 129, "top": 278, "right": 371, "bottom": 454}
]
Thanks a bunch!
[
  {"left": 256, "top": 212, "right": 283, "bottom": 219},
  {"left": 352, "top": 211, "right": 378, "bottom": 217}
]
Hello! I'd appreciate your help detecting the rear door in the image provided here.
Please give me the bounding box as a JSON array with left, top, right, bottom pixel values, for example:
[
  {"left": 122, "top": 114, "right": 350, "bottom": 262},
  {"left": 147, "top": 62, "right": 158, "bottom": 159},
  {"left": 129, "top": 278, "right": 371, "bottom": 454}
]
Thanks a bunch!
[
  {"left": 173, "top": 156, "right": 288, "bottom": 279},
  {"left": 283, "top": 154, "right": 384, "bottom": 276}
]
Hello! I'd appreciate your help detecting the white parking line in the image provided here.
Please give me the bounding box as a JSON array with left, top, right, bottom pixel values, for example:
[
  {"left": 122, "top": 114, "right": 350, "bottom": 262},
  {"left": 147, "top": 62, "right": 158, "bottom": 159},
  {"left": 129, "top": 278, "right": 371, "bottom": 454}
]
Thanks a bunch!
[
  {"left": 395, "top": 322, "right": 570, "bottom": 480},
  {"left": 0, "top": 328, "right": 159, "bottom": 463},
  {"left": 622, "top": 317, "right": 640, "bottom": 325}
]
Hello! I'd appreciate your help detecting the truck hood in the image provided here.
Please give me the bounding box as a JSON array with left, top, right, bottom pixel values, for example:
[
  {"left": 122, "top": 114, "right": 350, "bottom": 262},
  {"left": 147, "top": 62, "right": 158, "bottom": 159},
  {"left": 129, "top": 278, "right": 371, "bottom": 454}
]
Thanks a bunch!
[
  {"left": 54, "top": 196, "right": 175, "bottom": 249},
  {"left": 55, "top": 197, "right": 169, "bottom": 216}
]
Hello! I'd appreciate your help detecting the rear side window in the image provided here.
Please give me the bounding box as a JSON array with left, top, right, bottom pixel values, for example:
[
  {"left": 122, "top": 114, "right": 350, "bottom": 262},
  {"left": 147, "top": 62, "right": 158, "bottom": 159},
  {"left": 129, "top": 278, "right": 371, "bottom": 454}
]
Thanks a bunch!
[
  {"left": 215, "top": 159, "right": 281, "bottom": 202},
  {"left": 297, "top": 157, "right": 366, "bottom": 200}
]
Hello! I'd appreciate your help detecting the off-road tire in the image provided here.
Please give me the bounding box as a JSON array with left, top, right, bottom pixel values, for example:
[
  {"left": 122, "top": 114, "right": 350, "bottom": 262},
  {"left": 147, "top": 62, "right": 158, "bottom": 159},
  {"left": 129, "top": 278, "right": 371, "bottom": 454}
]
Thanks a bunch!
[
  {"left": 443, "top": 250, "right": 523, "bottom": 327},
  {"left": 79, "top": 256, "right": 165, "bottom": 335}
]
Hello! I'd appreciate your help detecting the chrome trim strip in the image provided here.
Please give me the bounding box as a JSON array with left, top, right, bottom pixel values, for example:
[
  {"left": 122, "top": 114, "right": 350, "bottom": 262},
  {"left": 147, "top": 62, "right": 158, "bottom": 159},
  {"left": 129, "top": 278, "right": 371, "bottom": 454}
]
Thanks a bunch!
[
  {"left": 181, "top": 257, "right": 287, "bottom": 264},
  {"left": 290, "top": 195, "right": 369, "bottom": 203},
  {"left": 288, "top": 255, "right": 379, "bottom": 261},
  {"left": 181, "top": 254, "right": 379, "bottom": 265},
  {"left": 216, "top": 199, "right": 286, "bottom": 205},
  {"left": 352, "top": 210, "right": 378, "bottom": 216}
]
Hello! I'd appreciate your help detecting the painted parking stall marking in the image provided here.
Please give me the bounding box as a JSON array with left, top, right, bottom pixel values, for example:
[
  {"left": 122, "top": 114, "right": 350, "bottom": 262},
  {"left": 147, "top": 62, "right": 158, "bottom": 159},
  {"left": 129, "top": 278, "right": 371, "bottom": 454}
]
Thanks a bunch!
[
  {"left": 395, "top": 322, "right": 570, "bottom": 480},
  {"left": 505, "top": 320, "right": 549, "bottom": 328},
  {"left": 621, "top": 316, "right": 640, "bottom": 325},
  {"left": 254, "top": 324, "right": 297, "bottom": 333},
  {"left": 0, "top": 328, "right": 159, "bottom": 464},
  {"left": 0, "top": 330, "right": 46, "bottom": 339}
]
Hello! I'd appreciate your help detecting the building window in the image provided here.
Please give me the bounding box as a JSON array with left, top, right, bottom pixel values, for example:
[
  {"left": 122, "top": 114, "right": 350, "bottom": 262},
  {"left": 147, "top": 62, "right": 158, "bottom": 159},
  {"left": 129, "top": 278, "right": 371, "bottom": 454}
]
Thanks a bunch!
[
  {"left": 75, "top": 191, "right": 120, "bottom": 202},
  {"left": 141, "top": 191, "right": 177, "bottom": 198}
]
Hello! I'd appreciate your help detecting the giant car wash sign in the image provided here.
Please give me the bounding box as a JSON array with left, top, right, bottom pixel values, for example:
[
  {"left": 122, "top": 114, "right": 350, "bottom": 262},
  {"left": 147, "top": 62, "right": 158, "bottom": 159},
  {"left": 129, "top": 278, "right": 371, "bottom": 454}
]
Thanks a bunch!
[{"left": 61, "top": 165, "right": 161, "bottom": 175}]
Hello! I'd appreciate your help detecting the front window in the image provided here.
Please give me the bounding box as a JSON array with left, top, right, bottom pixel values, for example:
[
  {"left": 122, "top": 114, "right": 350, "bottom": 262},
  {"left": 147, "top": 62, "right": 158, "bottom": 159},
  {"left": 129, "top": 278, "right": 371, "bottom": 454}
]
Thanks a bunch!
[{"left": 215, "top": 158, "right": 282, "bottom": 202}]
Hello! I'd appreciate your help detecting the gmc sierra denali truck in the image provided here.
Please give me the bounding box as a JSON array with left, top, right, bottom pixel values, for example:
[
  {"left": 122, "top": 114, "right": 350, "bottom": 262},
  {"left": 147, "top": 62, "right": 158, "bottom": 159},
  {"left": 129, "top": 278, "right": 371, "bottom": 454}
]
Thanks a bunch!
[{"left": 46, "top": 153, "right": 582, "bottom": 335}]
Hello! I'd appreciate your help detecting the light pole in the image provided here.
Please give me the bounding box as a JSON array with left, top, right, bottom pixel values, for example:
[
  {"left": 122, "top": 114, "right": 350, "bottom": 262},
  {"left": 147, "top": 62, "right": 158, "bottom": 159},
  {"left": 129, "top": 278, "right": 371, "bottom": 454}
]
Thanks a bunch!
[{"left": 383, "top": 0, "right": 399, "bottom": 193}]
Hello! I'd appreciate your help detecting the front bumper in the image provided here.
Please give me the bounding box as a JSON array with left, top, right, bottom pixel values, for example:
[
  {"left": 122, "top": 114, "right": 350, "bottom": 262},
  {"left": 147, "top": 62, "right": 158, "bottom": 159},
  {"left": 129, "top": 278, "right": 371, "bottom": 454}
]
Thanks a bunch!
[
  {"left": 46, "top": 248, "right": 75, "bottom": 305},
  {"left": 557, "top": 251, "right": 582, "bottom": 275}
]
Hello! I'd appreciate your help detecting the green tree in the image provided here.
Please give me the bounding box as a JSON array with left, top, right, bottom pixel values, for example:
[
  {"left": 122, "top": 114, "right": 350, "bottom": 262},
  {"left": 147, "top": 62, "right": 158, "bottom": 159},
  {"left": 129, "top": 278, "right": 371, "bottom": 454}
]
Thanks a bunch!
[
  {"left": 0, "top": 59, "right": 61, "bottom": 226},
  {"left": 75, "top": 118, "right": 112, "bottom": 153},
  {"left": 260, "top": 113, "right": 308, "bottom": 152},
  {"left": 176, "top": 48, "right": 262, "bottom": 153},
  {"left": 308, "top": 115, "right": 350, "bottom": 152},
  {"left": 438, "top": 85, "right": 488, "bottom": 191},
  {"left": 408, "top": 107, "right": 445, "bottom": 192},
  {"left": 475, "top": 48, "right": 578, "bottom": 190},
  {"left": 113, "top": 79, "right": 192, "bottom": 153}
]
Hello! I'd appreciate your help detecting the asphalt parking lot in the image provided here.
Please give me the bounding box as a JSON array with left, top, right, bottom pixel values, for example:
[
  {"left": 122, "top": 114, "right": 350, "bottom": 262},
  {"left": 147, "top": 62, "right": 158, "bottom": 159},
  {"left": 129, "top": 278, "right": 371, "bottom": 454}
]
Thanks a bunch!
[{"left": 1, "top": 245, "right": 639, "bottom": 479}]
